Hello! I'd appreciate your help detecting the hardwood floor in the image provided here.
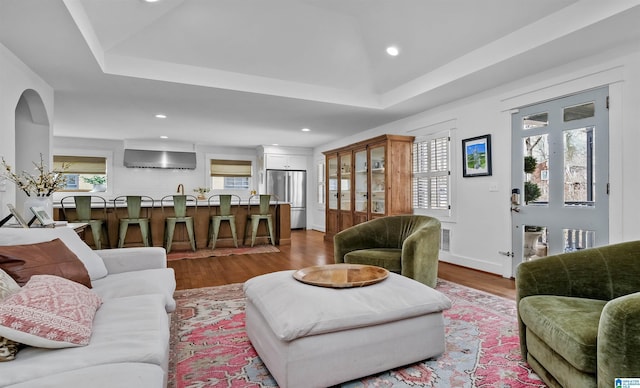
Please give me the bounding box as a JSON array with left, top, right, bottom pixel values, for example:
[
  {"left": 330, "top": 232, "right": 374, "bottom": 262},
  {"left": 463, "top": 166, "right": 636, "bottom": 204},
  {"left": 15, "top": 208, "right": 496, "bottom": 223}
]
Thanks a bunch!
[{"left": 168, "top": 229, "right": 516, "bottom": 299}]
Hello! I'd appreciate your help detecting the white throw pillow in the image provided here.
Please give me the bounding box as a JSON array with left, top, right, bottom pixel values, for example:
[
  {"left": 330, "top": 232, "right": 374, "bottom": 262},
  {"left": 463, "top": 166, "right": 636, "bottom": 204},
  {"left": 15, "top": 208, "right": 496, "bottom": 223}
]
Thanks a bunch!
[{"left": 0, "top": 227, "right": 108, "bottom": 280}]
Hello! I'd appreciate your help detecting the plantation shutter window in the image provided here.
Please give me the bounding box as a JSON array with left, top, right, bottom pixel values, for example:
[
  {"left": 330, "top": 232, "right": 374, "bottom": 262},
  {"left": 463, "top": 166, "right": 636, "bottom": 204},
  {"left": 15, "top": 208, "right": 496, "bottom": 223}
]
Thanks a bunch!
[
  {"left": 412, "top": 135, "right": 450, "bottom": 211},
  {"left": 210, "top": 160, "right": 252, "bottom": 177}
]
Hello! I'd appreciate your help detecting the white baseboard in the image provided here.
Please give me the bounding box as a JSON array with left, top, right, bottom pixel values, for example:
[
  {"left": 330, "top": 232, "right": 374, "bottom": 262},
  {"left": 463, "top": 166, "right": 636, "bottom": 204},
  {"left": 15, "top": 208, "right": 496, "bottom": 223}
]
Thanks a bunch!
[
  {"left": 439, "top": 251, "right": 512, "bottom": 278},
  {"left": 310, "top": 224, "right": 325, "bottom": 233}
]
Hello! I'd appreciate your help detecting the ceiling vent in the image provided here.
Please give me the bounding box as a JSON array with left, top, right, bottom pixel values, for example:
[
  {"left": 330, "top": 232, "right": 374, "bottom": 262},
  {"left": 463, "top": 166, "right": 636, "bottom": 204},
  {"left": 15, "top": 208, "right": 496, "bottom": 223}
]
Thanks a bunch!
[{"left": 123, "top": 149, "right": 197, "bottom": 169}]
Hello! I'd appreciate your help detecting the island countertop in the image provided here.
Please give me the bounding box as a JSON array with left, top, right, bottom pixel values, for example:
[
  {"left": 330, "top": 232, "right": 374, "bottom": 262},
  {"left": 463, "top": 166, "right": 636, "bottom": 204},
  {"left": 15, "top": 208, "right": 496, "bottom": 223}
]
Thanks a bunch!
[
  {"left": 53, "top": 198, "right": 286, "bottom": 207},
  {"left": 53, "top": 199, "right": 291, "bottom": 249}
]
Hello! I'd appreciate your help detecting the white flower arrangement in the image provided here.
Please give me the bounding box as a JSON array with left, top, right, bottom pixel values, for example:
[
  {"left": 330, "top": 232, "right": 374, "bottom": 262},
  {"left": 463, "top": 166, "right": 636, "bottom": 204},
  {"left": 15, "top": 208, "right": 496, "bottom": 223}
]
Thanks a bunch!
[{"left": 1, "top": 154, "right": 69, "bottom": 197}]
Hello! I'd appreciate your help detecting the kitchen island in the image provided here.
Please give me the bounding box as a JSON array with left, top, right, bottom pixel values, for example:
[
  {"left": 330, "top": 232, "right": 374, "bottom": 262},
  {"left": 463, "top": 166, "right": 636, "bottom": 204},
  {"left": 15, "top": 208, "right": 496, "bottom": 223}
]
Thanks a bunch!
[{"left": 53, "top": 198, "right": 291, "bottom": 250}]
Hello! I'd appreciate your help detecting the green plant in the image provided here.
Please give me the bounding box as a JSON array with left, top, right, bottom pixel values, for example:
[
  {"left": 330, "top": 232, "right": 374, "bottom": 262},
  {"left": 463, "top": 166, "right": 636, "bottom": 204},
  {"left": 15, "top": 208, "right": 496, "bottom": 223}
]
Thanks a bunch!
[
  {"left": 524, "top": 181, "right": 541, "bottom": 204},
  {"left": 193, "top": 187, "right": 210, "bottom": 195},
  {"left": 524, "top": 156, "right": 537, "bottom": 174},
  {"left": 82, "top": 175, "right": 106, "bottom": 185}
]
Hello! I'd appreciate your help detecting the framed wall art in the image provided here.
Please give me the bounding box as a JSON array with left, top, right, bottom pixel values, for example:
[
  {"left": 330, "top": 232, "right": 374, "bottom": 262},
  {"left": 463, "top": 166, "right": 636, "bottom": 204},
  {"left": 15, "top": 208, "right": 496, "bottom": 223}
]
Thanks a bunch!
[
  {"left": 63, "top": 174, "right": 80, "bottom": 190},
  {"left": 3, "top": 204, "right": 30, "bottom": 228},
  {"left": 30, "top": 206, "right": 55, "bottom": 226},
  {"left": 462, "top": 134, "right": 492, "bottom": 177}
]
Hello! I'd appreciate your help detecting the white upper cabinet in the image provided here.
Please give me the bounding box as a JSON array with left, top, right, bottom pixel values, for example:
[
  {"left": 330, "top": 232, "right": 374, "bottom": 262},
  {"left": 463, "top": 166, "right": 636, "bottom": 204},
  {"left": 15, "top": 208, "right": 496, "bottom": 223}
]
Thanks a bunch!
[{"left": 266, "top": 154, "right": 307, "bottom": 170}]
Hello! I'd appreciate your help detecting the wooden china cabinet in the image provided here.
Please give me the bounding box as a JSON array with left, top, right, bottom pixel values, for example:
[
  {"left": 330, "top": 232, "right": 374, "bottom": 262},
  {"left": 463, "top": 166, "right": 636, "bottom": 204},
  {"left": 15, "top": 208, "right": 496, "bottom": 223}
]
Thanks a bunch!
[{"left": 323, "top": 134, "right": 414, "bottom": 241}]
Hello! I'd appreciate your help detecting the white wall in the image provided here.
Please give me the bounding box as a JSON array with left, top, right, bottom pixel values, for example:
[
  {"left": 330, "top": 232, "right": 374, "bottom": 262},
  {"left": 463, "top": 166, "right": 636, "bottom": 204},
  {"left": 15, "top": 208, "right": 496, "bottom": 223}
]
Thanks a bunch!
[
  {"left": 51, "top": 137, "right": 260, "bottom": 201},
  {"left": 312, "top": 44, "right": 640, "bottom": 278},
  {"left": 6, "top": 39, "right": 640, "bottom": 279},
  {"left": 0, "top": 43, "right": 54, "bottom": 217}
]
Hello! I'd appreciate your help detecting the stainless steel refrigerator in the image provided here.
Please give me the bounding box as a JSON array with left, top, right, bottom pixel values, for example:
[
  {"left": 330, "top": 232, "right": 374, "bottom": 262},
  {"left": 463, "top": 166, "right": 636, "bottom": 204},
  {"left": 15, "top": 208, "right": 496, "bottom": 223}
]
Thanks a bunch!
[{"left": 266, "top": 169, "right": 306, "bottom": 229}]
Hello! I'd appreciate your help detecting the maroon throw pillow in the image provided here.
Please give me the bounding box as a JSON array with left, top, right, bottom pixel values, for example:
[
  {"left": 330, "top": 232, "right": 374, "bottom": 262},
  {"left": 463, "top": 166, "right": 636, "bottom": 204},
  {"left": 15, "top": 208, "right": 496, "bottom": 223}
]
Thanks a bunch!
[{"left": 0, "top": 238, "right": 91, "bottom": 288}]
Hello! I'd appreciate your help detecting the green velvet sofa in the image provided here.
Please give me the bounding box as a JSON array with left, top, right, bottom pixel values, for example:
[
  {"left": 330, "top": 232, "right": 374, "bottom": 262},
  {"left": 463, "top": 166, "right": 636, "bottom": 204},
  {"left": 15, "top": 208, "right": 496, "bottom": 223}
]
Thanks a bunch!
[
  {"left": 333, "top": 215, "right": 441, "bottom": 288},
  {"left": 516, "top": 241, "right": 640, "bottom": 388}
]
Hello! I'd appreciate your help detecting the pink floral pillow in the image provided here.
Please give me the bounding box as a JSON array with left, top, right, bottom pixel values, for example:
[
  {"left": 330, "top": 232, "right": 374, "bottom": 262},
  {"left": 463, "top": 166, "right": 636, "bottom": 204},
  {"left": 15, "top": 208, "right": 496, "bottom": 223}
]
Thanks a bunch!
[
  {"left": 0, "top": 275, "right": 102, "bottom": 348},
  {"left": 0, "top": 269, "right": 21, "bottom": 361}
]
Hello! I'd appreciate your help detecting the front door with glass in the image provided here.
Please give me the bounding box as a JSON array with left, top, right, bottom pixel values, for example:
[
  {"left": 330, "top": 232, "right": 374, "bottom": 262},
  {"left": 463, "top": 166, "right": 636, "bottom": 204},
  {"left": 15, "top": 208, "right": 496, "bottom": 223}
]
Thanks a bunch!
[{"left": 511, "top": 87, "right": 609, "bottom": 274}]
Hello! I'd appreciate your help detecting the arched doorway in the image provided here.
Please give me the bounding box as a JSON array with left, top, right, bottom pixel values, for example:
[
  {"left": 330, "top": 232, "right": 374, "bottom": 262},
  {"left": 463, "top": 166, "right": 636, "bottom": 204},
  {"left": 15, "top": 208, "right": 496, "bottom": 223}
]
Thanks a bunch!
[{"left": 14, "top": 89, "right": 51, "bottom": 212}]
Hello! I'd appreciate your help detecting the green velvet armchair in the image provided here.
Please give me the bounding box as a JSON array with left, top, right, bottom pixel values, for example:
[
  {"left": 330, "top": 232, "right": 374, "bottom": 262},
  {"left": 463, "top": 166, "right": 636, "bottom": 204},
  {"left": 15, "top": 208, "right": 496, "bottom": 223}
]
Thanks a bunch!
[
  {"left": 333, "top": 215, "right": 441, "bottom": 287},
  {"left": 516, "top": 241, "right": 640, "bottom": 388}
]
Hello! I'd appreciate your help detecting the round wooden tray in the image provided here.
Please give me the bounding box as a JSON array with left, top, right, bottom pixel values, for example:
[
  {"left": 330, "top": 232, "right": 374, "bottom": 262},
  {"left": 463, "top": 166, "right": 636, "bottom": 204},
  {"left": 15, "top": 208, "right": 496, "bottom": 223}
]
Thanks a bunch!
[{"left": 292, "top": 264, "right": 389, "bottom": 288}]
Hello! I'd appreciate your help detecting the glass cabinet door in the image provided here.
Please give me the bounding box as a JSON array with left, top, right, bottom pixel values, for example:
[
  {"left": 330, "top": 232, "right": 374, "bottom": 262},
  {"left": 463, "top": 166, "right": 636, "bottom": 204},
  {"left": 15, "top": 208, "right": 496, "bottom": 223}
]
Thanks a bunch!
[
  {"left": 327, "top": 155, "right": 338, "bottom": 210},
  {"left": 354, "top": 149, "right": 368, "bottom": 213},
  {"left": 370, "top": 145, "right": 385, "bottom": 214},
  {"left": 339, "top": 152, "right": 352, "bottom": 212}
]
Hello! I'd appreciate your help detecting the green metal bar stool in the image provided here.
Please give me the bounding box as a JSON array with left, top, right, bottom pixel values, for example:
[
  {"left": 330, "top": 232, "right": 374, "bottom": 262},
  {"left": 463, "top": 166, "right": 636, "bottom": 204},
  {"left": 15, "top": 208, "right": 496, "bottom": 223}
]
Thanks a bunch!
[
  {"left": 60, "top": 195, "right": 110, "bottom": 249},
  {"left": 162, "top": 194, "right": 197, "bottom": 253},
  {"left": 207, "top": 194, "right": 241, "bottom": 249},
  {"left": 113, "top": 195, "right": 153, "bottom": 248},
  {"left": 244, "top": 194, "right": 278, "bottom": 247}
]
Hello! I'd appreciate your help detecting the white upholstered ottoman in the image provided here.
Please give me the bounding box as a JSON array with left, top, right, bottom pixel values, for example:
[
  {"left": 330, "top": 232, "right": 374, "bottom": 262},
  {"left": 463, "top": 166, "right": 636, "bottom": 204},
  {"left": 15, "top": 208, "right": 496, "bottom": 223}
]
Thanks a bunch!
[{"left": 243, "top": 270, "right": 452, "bottom": 388}]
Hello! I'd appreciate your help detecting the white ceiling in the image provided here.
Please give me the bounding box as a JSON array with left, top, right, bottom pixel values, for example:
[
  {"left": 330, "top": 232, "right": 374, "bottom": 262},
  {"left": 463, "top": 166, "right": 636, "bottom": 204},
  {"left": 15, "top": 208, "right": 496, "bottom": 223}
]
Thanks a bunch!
[{"left": 1, "top": 0, "right": 640, "bottom": 149}]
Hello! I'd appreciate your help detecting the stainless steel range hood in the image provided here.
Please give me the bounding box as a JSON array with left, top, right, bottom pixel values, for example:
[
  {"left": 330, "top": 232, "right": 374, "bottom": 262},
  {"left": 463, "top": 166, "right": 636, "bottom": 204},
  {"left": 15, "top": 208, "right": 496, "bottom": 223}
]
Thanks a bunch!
[{"left": 123, "top": 149, "right": 197, "bottom": 169}]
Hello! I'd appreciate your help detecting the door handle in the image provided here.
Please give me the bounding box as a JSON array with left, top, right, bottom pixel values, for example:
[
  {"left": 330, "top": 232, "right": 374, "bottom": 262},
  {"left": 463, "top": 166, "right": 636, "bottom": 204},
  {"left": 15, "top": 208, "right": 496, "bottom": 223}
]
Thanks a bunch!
[
  {"left": 511, "top": 188, "right": 521, "bottom": 212},
  {"left": 285, "top": 174, "right": 290, "bottom": 202},
  {"left": 511, "top": 189, "right": 521, "bottom": 206}
]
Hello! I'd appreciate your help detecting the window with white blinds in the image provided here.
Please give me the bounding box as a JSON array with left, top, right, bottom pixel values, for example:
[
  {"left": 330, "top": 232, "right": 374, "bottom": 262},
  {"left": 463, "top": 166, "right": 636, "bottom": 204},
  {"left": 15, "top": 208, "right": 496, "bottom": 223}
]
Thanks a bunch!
[{"left": 413, "top": 135, "right": 450, "bottom": 211}]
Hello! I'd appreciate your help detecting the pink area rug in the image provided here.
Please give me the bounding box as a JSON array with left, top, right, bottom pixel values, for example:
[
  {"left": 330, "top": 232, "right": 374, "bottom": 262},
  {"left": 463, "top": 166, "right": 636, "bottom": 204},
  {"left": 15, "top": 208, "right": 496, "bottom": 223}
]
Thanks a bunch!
[
  {"left": 166, "top": 245, "right": 280, "bottom": 261},
  {"left": 168, "top": 280, "right": 545, "bottom": 387}
]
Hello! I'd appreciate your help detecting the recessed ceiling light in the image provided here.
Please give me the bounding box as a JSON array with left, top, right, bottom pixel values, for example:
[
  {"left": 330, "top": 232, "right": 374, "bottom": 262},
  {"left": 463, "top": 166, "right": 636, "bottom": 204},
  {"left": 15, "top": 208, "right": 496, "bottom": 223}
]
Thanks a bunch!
[
  {"left": 155, "top": 114, "right": 167, "bottom": 119},
  {"left": 160, "top": 136, "right": 168, "bottom": 139},
  {"left": 144, "top": 0, "right": 160, "bottom": 3},
  {"left": 301, "top": 128, "right": 311, "bottom": 132},
  {"left": 386, "top": 46, "right": 399, "bottom": 56},
  {"left": 272, "top": 144, "right": 279, "bottom": 146}
]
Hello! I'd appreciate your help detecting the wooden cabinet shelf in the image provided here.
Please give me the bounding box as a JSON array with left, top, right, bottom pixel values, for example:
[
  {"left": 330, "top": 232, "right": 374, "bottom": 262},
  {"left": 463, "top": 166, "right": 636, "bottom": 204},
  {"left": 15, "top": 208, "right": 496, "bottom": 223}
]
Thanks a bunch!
[{"left": 323, "top": 134, "right": 414, "bottom": 240}]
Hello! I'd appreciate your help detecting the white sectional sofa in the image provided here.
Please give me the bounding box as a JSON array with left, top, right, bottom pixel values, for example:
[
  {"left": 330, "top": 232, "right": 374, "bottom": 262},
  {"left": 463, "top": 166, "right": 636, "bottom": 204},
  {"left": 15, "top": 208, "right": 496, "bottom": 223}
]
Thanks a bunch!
[{"left": 0, "top": 226, "right": 176, "bottom": 388}]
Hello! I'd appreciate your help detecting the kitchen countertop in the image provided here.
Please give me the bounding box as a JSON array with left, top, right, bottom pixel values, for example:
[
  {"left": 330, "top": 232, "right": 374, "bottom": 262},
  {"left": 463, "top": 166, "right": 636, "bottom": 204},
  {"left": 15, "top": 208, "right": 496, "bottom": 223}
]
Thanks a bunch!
[
  {"left": 52, "top": 199, "right": 292, "bottom": 248},
  {"left": 54, "top": 198, "right": 285, "bottom": 208}
]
